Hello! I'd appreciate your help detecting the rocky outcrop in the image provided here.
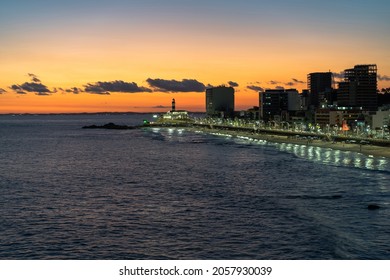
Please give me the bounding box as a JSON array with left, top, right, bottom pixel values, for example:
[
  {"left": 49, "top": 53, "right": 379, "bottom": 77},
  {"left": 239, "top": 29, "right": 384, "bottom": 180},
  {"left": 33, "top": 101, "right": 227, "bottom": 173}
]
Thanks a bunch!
[
  {"left": 367, "top": 204, "right": 380, "bottom": 210},
  {"left": 82, "top": 123, "right": 138, "bottom": 130}
]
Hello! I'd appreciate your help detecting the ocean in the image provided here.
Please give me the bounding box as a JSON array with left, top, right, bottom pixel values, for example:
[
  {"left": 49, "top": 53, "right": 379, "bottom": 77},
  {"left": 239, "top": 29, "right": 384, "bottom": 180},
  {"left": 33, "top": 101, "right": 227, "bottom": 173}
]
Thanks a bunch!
[{"left": 0, "top": 114, "right": 389, "bottom": 259}]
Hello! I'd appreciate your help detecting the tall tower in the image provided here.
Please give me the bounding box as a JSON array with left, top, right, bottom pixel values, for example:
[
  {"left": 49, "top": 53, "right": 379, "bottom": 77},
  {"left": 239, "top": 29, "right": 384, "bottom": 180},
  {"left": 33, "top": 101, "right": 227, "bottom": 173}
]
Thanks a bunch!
[{"left": 171, "top": 98, "right": 176, "bottom": 112}]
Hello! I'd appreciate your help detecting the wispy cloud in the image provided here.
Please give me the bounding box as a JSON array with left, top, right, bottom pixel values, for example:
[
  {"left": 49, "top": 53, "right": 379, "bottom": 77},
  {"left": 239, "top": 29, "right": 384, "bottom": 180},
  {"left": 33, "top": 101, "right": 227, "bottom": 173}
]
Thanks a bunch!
[
  {"left": 0, "top": 88, "right": 6, "bottom": 94},
  {"left": 228, "top": 81, "right": 239, "bottom": 87},
  {"left": 14, "top": 89, "right": 27, "bottom": 95},
  {"left": 378, "top": 74, "right": 390, "bottom": 81},
  {"left": 152, "top": 105, "right": 170, "bottom": 108},
  {"left": 84, "top": 80, "right": 152, "bottom": 95},
  {"left": 283, "top": 78, "right": 305, "bottom": 87},
  {"left": 28, "top": 73, "right": 41, "bottom": 83},
  {"left": 146, "top": 78, "right": 206, "bottom": 92},
  {"left": 35, "top": 92, "right": 51, "bottom": 96},
  {"left": 268, "top": 80, "right": 280, "bottom": 85},
  {"left": 63, "top": 87, "right": 83, "bottom": 94},
  {"left": 247, "top": 85, "right": 264, "bottom": 92},
  {"left": 292, "top": 78, "right": 305, "bottom": 84}
]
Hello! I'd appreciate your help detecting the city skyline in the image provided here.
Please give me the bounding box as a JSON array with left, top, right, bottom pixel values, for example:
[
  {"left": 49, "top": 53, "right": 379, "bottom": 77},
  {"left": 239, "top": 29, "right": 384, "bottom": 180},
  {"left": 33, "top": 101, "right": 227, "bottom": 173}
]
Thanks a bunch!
[{"left": 1, "top": 0, "right": 390, "bottom": 113}]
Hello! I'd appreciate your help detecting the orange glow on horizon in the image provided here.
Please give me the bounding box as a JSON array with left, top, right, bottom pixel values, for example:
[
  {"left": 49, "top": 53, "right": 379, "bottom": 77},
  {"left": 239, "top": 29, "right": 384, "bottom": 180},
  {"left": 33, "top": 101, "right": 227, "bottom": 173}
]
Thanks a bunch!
[
  {"left": 0, "top": 89, "right": 264, "bottom": 114},
  {"left": 1, "top": 17, "right": 389, "bottom": 114},
  {"left": 1, "top": 78, "right": 390, "bottom": 114},
  {"left": 1, "top": 1, "right": 390, "bottom": 114}
]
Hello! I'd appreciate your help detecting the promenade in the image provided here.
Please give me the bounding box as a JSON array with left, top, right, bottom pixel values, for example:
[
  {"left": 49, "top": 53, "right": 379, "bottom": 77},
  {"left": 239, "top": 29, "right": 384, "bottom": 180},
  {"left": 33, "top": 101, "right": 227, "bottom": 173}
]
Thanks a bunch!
[{"left": 147, "top": 119, "right": 390, "bottom": 158}]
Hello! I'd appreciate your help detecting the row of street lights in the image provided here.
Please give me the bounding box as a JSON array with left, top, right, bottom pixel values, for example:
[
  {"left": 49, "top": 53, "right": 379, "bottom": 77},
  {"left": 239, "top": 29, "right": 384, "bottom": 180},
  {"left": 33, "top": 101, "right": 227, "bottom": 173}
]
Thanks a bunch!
[{"left": 194, "top": 117, "right": 390, "bottom": 140}]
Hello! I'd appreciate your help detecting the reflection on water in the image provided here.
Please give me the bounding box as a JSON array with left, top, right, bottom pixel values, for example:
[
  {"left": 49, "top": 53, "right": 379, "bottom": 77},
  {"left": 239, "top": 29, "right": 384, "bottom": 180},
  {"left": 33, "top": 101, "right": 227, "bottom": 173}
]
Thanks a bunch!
[
  {"left": 203, "top": 130, "right": 390, "bottom": 172},
  {"left": 1, "top": 119, "right": 389, "bottom": 260},
  {"left": 205, "top": 130, "right": 390, "bottom": 172},
  {"left": 277, "top": 142, "right": 389, "bottom": 171}
]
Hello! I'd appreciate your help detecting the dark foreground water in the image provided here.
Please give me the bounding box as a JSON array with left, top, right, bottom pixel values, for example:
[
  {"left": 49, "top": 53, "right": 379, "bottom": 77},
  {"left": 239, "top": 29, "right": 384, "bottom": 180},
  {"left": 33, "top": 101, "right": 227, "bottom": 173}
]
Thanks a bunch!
[{"left": 0, "top": 114, "right": 389, "bottom": 259}]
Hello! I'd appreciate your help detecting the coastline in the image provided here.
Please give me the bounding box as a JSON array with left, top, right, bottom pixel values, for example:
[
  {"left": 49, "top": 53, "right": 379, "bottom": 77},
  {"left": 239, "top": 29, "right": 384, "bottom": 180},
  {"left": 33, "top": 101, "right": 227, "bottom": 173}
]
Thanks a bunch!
[
  {"left": 81, "top": 121, "right": 390, "bottom": 159},
  {"left": 185, "top": 126, "right": 390, "bottom": 159}
]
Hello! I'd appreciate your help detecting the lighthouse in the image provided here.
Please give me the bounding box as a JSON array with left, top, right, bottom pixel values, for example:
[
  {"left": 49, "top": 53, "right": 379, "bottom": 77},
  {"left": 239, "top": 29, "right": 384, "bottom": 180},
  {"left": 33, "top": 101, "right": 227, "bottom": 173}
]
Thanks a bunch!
[
  {"left": 172, "top": 98, "right": 176, "bottom": 112},
  {"left": 162, "top": 98, "right": 188, "bottom": 120}
]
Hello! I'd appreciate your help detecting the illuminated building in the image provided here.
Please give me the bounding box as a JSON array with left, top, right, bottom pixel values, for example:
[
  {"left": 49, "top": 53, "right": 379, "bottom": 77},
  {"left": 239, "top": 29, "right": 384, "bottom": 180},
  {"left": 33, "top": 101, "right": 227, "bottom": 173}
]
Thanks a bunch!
[
  {"left": 307, "top": 72, "right": 333, "bottom": 108},
  {"left": 337, "top": 64, "right": 378, "bottom": 111},
  {"left": 162, "top": 98, "right": 189, "bottom": 120},
  {"left": 260, "top": 89, "right": 300, "bottom": 121}
]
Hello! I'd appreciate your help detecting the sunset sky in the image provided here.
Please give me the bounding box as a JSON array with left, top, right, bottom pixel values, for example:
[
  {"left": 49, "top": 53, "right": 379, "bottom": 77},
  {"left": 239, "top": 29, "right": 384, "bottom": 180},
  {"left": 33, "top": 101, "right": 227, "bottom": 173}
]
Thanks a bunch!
[{"left": 1, "top": 0, "right": 389, "bottom": 113}]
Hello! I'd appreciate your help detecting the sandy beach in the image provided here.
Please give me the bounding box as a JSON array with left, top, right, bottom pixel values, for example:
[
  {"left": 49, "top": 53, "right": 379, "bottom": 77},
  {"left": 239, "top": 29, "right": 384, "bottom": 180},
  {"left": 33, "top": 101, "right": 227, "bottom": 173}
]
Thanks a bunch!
[{"left": 187, "top": 126, "right": 390, "bottom": 159}]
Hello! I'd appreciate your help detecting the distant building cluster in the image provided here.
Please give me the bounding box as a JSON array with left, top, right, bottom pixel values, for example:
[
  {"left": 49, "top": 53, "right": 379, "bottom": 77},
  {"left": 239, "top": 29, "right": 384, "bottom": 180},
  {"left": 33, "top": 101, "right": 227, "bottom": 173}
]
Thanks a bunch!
[
  {"left": 259, "top": 64, "right": 390, "bottom": 130},
  {"left": 203, "top": 64, "right": 390, "bottom": 134},
  {"left": 160, "top": 63, "right": 389, "bottom": 134}
]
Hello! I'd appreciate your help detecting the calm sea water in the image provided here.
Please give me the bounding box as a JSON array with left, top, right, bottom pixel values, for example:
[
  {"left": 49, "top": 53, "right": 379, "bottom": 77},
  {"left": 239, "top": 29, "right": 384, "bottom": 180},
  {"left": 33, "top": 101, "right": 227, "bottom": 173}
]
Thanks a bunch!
[{"left": 0, "top": 114, "right": 389, "bottom": 259}]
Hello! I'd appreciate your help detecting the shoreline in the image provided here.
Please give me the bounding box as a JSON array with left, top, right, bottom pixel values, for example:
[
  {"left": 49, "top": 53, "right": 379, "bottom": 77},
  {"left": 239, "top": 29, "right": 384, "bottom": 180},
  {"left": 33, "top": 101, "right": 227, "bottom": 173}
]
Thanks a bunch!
[
  {"left": 185, "top": 126, "right": 390, "bottom": 159},
  {"left": 82, "top": 121, "right": 390, "bottom": 159}
]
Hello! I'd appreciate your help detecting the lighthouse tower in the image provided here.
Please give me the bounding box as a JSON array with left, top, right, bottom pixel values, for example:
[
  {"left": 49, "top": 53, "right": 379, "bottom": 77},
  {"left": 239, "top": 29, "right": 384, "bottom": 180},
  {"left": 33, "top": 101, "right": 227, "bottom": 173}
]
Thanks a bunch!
[
  {"left": 172, "top": 98, "right": 176, "bottom": 112},
  {"left": 162, "top": 98, "right": 188, "bottom": 120}
]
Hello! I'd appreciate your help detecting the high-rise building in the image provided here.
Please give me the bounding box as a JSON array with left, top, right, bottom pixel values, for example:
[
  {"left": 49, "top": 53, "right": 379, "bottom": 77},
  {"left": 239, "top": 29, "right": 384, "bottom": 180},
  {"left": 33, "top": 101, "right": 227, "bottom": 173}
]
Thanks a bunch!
[
  {"left": 260, "top": 89, "right": 300, "bottom": 121},
  {"left": 337, "top": 64, "right": 377, "bottom": 111},
  {"left": 307, "top": 72, "right": 333, "bottom": 108},
  {"left": 205, "top": 86, "right": 234, "bottom": 117}
]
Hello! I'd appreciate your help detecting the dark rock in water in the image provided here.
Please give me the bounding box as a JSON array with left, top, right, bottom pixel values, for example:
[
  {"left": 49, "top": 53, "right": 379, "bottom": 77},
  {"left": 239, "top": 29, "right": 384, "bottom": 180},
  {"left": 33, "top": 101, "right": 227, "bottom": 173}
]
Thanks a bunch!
[
  {"left": 367, "top": 204, "right": 380, "bottom": 210},
  {"left": 82, "top": 122, "right": 137, "bottom": 130},
  {"left": 82, "top": 124, "right": 98, "bottom": 129},
  {"left": 102, "top": 122, "right": 132, "bottom": 129}
]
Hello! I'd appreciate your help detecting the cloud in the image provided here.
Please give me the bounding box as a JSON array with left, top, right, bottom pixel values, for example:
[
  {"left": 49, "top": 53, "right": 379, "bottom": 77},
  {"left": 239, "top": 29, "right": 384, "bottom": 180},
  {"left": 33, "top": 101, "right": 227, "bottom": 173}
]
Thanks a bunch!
[
  {"left": 146, "top": 78, "right": 206, "bottom": 92},
  {"left": 28, "top": 73, "right": 41, "bottom": 83},
  {"left": 84, "top": 80, "right": 151, "bottom": 94},
  {"left": 0, "top": 88, "right": 6, "bottom": 94},
  {"left": 21, "top": 82, "right": 50, "bottom": 93},
  {"left": 31, "top": 77, "right": 41, "bottom": 83},
  {"left": 152, "top": 105, "right": 170, "bottom": 108},
  {"left": 9, "top": 74, "right": 53, "bottom": 96},
  {"left": 378, "top": 74, "right": 390, "bottom": 81},
  {"left": 247, "top": 85, "right": 264, "bottom": 92},
  {"left": 292, "top": 78, "right": 305, "bottom": 84},
  {"left": 10, "top": 82, "right": 52, "bottom": 95},
  {"left": 64, "top": 87, "right": 83, "bottom": 94},
  {"left": 284, "top": 78, "right": 305, "bottom": 86},
  {"left": 84, "top": 84, "right": 110, "bottom": 95},
  {"left": 35, "top": 92, "right": 51, "bottom": 96},
  {"left": 268, "top": 80, "right": 280, "bottom": 85},
  {"left": 228, "top": 81, "right": 239, "bottom": 87},
  {"left": 275, "top": 86, "right": 285, "bottom": 90},
  {"left": 332, "top": 72, "right": 390, "bottom": 81}
]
